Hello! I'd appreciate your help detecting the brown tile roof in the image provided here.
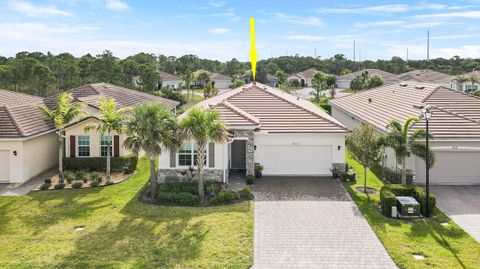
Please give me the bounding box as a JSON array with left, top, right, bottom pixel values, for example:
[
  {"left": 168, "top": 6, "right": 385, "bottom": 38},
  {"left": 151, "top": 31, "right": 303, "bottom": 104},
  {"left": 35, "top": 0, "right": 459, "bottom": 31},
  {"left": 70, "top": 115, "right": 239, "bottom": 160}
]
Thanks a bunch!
[
  {"left": 397, "top": 69, "right": 453, "bottom": 84},
  {"left": 158, "top": 71, "right": 181, "bottom": 81},
  {"left": 44, "top": 83, "right": 179, "bottom": 110},
  {"left": 190, "top": 83, "right": 349, "bottom": 133},
  {"left": 462, "top": 70, "right": 480, "bottom": 80},
  {"left": 336, "top": 69, "right": 400, "bottom": 84},
  {"left": 0, "top": 89, "right": 43, "bottom": 107},
  {"left": 329, "top": 81, "right": 480, "bottom": 139},
  {"left": 298, "top": 68, "right": 320, "bottom": 79},
  {"left": 208, "top": 72, "right": 232, "bottom": 81}
]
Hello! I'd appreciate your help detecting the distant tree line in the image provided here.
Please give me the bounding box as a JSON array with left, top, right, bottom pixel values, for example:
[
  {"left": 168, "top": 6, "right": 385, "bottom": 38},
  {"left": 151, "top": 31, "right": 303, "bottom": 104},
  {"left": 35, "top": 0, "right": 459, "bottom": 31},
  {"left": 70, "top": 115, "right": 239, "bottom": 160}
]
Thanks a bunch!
[{"left": 1, "top": 50, "right": 479, "bottom": 97}]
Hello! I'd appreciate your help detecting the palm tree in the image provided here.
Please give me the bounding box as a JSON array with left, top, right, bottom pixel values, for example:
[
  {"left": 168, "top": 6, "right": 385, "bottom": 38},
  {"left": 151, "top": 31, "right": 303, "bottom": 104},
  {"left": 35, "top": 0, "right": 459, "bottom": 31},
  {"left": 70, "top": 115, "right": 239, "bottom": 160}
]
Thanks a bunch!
[
  {"left": 385, "top": 116, "right": 435, "bottom": 185},
  {"left": 468, "top": 75, "right": 480, "bottom": 93},
  {"left": 182, "top": 70, "right": 193, "bottom": 99},
  {"left": 124, "top": 103, "right": 179, "bottom": 199},
  {"left": 454, "top": 75, "right": 468, "bottom": 91},
  {"left": 38, "top": 92, "right": 84, "bottom": 180},
  {"left": 179, "top": 107, "right": 228, "bottom": 201},
  {"left": 84, "top": 98, "right": 131, "bottom": 179}
]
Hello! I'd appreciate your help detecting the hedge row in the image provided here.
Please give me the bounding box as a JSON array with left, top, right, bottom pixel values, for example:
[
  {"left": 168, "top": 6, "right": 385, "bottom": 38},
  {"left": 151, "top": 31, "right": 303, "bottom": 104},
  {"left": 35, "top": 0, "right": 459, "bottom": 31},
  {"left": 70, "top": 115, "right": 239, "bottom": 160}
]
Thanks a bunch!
[
  {"left": 383, "top": 167, "right": 413, "bottom": 185},
  {"left": 157, "top": 192, "right": 200, "bottom": 206},
  {"left": 319, "top": 103, "right": 331, "bottom": 115},
  {"left": 63, "top": 154, "right": 138, "bottom": 173},
  {"left": 380, "top": 184, "right": 436, "bottom": 217}
]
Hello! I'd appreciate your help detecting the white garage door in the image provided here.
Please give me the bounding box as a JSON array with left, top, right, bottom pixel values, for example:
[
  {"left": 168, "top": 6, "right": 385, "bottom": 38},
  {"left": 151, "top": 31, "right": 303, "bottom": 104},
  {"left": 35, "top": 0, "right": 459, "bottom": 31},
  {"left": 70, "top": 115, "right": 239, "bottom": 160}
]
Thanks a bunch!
[
  {"left": 416, "top": 151, "right": 480, "bottom": 185},
  {"left": 0, "top": 150, "right": 10, "bottom": 181},
  {"left": 258, "top": 145, "right": 332, "bottom": 175}
]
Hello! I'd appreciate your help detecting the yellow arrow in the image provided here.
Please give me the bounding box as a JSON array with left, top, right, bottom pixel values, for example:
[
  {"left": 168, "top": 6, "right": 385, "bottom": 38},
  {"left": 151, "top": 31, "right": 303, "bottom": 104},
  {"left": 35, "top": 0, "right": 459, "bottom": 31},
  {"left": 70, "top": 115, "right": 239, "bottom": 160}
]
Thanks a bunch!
[{"left": 249, "top": 17, "right": 257, "bottom": 81}]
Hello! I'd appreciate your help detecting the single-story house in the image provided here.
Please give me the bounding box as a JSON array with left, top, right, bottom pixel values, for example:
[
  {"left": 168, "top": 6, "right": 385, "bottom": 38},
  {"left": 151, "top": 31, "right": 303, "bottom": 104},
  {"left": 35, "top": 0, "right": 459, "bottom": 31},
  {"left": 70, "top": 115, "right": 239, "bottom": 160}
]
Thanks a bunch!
[
  {"left": 287, "top": 68, "right": 320, "bottom": 87},
  {"left": 158, "top": 82, "right": 350, "bottom": 183},
  {"left": 0, "top": 83, "right": 179, "bottom": 183},
  {"left": 241, "top": 72, "right": 278, "bottom": 87},
  {"left": 452, "top": 70, "right": 480, "bottom": 93},
  {"left": 132, "top": 70, "right": 182, "bottom": 90},
  {"left": 335, "top": 69, "right": 400, "bottom": 89},
  {"left": 397, "top": 69, "right": 453, "bottom": 89},
  {"left": 330, "top": 81, "right": 480, "bottom": 185},
  {"left": 266, "top": 73, "right": 278, "bottom": 87},
  {"left": 208, "top": 72, "right": 233, "bottom": 89}
]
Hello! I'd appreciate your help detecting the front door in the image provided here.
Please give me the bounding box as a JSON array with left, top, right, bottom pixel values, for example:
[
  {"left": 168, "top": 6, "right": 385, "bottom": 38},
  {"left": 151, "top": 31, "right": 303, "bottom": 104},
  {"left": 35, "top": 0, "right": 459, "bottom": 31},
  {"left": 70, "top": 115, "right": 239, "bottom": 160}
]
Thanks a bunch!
[{"left": 231, "top": 140, "right": 246, "bottom": 170}]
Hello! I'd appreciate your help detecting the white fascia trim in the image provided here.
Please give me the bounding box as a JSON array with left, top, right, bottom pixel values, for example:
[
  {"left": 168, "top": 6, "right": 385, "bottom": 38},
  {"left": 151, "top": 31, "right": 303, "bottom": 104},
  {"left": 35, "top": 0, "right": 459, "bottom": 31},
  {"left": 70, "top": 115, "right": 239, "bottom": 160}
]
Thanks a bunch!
[{"left": 0, "top": 129, "right": 56, "bottom": 141}]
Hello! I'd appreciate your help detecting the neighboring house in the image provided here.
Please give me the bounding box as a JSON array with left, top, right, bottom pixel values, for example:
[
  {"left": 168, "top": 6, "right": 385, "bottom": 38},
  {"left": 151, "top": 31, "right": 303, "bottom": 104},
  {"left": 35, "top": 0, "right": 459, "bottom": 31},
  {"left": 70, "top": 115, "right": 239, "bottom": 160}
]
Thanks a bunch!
[
  {"left": 287, "top": 68, "right": 320, "bottom": 87},
  {"left": 132, "top": 70, "right": 182, "bottom": 90},
  {"left": 336, "top": 69, "right": 400, "bottom": 89},
  {"left": 241, "top": 72, "right": 278, "bottom": 87},
  {"left": 0, "top": 83, "right": 179, "bottom": 184},
  {"left": 330, "top": 81, "right": 480, "bottom": 185},
  {"left": 397, "top": 69, "right": 453, "bottom": 89},
  {"left": 208, "top": 72, "right": 233, "bottom": 89},
  {"left": 0, "top": 90, "right": 57, "bottom": 183},
  {"left": 452, "top": 70, "right": 480, "bottom": 93},
  {"left": 158, "top": 82, "right": 349, "bottom": 183}
]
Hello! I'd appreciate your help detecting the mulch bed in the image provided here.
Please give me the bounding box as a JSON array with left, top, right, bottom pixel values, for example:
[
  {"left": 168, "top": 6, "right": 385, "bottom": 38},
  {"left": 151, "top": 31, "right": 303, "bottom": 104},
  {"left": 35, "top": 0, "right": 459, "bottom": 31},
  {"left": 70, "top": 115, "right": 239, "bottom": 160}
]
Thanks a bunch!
[
  {"left": 33, "top": 172, "right": 134, "bottom": 191},
  {"left": 355, "top": 187, "right": 378, "bottom": 194}
]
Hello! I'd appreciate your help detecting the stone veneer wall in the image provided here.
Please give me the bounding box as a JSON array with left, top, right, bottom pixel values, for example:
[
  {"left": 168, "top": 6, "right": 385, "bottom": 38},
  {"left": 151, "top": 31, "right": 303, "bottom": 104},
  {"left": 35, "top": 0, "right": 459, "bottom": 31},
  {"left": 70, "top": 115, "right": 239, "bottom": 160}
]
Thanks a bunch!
[
  {"left": 158, "top": 168, "right": 225, "bottom": 182},
  {"left": 231, "top": 129, "right": 255, "bottom": 176},
  {"left": 332, "top": 163, "right": 346, "bottom": 172}
]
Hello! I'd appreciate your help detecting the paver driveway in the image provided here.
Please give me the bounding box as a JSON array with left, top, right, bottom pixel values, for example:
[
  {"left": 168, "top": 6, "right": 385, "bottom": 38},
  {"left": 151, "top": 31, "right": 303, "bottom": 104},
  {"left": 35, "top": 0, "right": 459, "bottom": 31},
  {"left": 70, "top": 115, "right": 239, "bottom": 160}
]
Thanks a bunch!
[
  {"left": 432, "top": 185, "right": 480, "bottom": 242},
  {"left": 252, "top": 177, "right": 396, "bottom": 269}
]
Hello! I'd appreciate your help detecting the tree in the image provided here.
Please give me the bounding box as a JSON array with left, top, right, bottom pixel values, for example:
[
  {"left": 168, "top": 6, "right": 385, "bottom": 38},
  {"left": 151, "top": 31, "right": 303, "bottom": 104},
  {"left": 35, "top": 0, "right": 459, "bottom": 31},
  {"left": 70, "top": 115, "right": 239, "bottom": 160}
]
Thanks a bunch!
[
  {"left": 193, "top": 70, "right": 210, "bottom": 87},
  {"left": 84, "top": 98, "right": 131, "bottom": 179},
  {"left": 275, "top": 70, "right": 286, "bottom": 85},
  {"left": 124, "top": 103, "right": 180, "bottom": 199},
  {"left": 37, "top": 93, "right": 85, "bottom": 180},
  {"left": 473, "top": 89, "right": 480, "bottom": 96},
  {"left": 138, "top": 64, "right": 161, "bottom": 92},
  {"left": 310, "top": 72, "right": 328, "bottom": 102},
  {"left": 350, "top": 75, "right": 364, "bottom": 93},
  {"left": 454, "top": 75, "right": 468, "bottom": 91},
  {"left": 385, "top": 116, "right": 435, "bottom": 185},
  {"left": 346, "top": 123, "right": 384, "bottom": 193},
  {"left": 179, "top": 107, "right": 228, "bottom": 201},
  {"left": 203, "top": 82, "right": 218, "bottom": 98},
  {"left": 367, "top": 75, "right": 384, "bottom": 88},
  {"left": 468, "top": 75, "right": 480, "bottom": 93},
  {"left": 325, "top": 75, "right": 336, "bottom": 98},
  {"left": 182, "top": 70, "right": 193, "bottom": 99}
]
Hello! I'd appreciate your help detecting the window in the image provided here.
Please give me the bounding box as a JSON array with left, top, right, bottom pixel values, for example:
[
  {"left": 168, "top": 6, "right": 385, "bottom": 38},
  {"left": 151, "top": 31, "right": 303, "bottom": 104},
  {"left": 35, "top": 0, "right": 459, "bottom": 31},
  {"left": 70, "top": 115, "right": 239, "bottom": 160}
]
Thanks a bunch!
[
  {"left": 100, "top": 135, "right": 112, "bottom": 157},
  {"left": 465, "top": 85, "right": 478, "bottom": 93},
  {"left": 77, "top": 135, "right": 90, "bottom": 157},
  {"left": 178, "top": 143, "right": 206, "bottom": 167}
]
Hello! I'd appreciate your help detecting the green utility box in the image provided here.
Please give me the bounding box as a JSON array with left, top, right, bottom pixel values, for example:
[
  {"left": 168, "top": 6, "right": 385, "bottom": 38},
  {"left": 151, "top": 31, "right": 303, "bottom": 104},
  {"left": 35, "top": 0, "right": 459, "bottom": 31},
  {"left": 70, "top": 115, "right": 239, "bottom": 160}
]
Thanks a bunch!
[{"left": 396, "top": 196, "right": 420, "bottom": 218}]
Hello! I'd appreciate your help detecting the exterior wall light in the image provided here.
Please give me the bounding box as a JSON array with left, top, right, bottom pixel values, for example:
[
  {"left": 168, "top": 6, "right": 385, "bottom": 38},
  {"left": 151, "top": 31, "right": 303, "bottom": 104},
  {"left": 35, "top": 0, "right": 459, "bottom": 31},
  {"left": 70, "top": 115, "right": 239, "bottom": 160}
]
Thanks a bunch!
[
  {"left": 337, "top": 145, "right": 341, "bottom": 151},
  {"left": 13, "top": 150, "right": 17, "bottom": 156}
]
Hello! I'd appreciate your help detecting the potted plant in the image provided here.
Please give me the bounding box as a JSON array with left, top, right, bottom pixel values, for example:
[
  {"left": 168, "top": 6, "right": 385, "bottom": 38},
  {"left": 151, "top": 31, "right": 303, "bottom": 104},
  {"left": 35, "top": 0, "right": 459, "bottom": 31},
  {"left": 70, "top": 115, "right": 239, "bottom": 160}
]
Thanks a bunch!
[{"left": 254, "top": 164, "right": 264, "bottom": 178}]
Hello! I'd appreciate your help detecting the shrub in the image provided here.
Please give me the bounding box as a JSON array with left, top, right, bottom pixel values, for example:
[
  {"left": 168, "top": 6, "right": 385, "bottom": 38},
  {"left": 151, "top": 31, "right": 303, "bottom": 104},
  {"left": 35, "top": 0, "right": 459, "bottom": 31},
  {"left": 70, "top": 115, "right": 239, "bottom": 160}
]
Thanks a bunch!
[
  {"left": 210, "top": 190, "right": 240, "bottom": 204},
  {"left": 74, "top": 170, "right": 86, "bottom": 181},
  {"left": 158, "top": 182, "right": 198, "bottom": 195},
  {"left": 241, "top": 187, "right": 252, "bottom": 199},
  {"left": 383, "top": 168, "right": 413, "bottom": 185},
  {"left": 380, "top": 184, "right": 436, "bottom": 217},
  {"left": 63, "top": 154, "right": 138, "bottom": 173},
  {"left": 72, "top": 182, "right": 83, "bottom": 189},
  {"left": 44, "top": 178, "right": 51, "bottom": 184},
  {"left": 246, "top": 175, "right": 254, "bottom": 185},
  {"left": 156, "top": 192, "right": 200, "bottom": 206},
  {"left": 230, "top": 79, "right": 245, "bottom": 89},
  {"left": 90, "top": 172, "right": 101, "bottom": 183},
  {"left": 54, "top": 183, "right": 65, "bottom": 190},
  {"left": 90, "top": 180, "right": 100, "bottom": 187},
  {"left": 319, "top": 103, "right": 332, "bottom": 115},
  {"left": 39, "top": 183, "right": 51, "bottom": 191},
  {"left": 66, "top": 177, "right": 73, "bottom": 184},
  {"left": 157, "top": 86, "right": 187, "bottom": 105},
  {"left": 105, "top": 180, "right": 114, "bottom": 186}
]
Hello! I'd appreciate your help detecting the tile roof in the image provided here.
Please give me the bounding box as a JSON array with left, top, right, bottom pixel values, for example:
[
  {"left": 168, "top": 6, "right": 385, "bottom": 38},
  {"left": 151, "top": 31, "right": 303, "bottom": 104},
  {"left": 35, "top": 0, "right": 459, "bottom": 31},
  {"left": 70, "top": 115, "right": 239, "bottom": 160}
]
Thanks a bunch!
[
  {"left": 208, "top": 72, "right": 232, "bottom": 81},
  {"left": 158, "top": 71, "right": 181, "bottom": 81},
  {"left": 397, "top": 69, "right": 453, "bottom": 84},
  {"left": 461, "top": 70, "right": 480, "bottom": 80},
  {"left": 190, "top": 82, "right": 349, "bottom": 133},
  {"left": 0, "top": 89, "right": 43, "bottom": 107},
  {"left": 329, "top": 81, "right": 480, "bottom": 139},
  {"left": 336, "top": 69, "right": 400, "bottom": 84},
  {"left": 298, "top": 68, "right": 320, "bottom": 79}
]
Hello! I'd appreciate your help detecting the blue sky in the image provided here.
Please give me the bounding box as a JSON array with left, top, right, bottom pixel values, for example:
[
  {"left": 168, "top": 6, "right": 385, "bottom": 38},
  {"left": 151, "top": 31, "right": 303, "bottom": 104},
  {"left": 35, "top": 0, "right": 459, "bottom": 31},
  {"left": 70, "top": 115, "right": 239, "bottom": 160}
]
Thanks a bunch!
[{"left": 1, "top": 0, "right": 480, "bottom": 61}]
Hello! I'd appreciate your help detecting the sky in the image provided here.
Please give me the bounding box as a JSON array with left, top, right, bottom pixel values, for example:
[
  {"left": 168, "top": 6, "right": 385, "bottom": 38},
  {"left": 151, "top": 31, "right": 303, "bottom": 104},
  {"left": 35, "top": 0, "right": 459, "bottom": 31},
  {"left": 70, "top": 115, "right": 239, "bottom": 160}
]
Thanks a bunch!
[{"left": 1, "top": 0, "right": 480, "bottom": 61}]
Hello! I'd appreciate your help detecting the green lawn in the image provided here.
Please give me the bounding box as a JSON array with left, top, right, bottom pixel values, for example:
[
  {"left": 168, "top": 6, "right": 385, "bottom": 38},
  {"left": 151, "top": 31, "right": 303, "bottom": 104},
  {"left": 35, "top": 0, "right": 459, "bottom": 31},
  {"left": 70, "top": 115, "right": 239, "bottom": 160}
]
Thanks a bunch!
[
  {"left": 340, "top": 89, "right": 355, "bottom": 93},
  {"left": 0, "top": 158, "right": 253, "bottom": 268},
  {"left": 177, "top": 94, "right": 204, "bottom": 114},
  {"left": 344, "top": 155, "right": 480, "bottom": 269}
]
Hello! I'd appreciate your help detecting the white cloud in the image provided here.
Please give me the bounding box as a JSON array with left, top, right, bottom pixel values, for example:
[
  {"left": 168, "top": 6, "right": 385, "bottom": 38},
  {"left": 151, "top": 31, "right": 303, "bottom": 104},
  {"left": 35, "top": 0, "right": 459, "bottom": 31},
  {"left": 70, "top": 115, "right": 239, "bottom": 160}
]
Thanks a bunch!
[
  {"left": 211, "top": 8, "right": 235, "bottom": 17},
  {"left": 105, "top": 0, "right": 129, "bottom": 11},
  {"left": 10, "top": 1, "right": 70, "bottom": 17},
  {"left": 209, "top": 28, "right": 229, "bottom": 34},
  {"left": 411, "top": 11, "right": 480, "bottom": 20},
  {"left": 355, "top": 20, "right": 404, "bottom": 28},
  {"left": 316, "top": 3, "right": 471, "bottom": 15},
  {"left": 273, "top": 12, "right": 324, "bottom": 26},
  {"left": 285, "top": 35, "right": 328, "bottom": 41}
]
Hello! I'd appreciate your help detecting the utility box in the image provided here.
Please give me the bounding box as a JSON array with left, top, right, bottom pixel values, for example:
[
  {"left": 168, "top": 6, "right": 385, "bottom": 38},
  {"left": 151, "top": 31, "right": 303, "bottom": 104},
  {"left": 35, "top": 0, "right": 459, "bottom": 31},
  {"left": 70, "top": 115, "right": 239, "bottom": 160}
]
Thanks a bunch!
[{"left": 396, "top": 196, "right": 420, "bottom": 218}]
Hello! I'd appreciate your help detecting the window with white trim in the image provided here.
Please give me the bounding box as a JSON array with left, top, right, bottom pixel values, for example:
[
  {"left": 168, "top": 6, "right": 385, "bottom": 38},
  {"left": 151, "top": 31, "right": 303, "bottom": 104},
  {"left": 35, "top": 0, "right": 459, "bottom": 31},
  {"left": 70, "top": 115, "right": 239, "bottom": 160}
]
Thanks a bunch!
[
  {"left": 178, "top": 143, "right": 206, "bottom": 166},
  {"left": 100, "top": 135, "right": 112, "bottom": 157},
  {"left": 77, "top": 135, "right": 90, "bottom": 157},
  {"left": 465, "top": 84, "right": 478, "bottom": 93}
]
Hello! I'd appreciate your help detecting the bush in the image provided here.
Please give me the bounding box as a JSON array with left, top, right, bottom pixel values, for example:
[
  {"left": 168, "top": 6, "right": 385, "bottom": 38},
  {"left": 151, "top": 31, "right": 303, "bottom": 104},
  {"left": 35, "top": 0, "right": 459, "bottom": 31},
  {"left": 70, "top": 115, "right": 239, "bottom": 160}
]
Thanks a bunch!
[
  {"left": 246, "top": 175, "right": 254, "bottom": 185},
  {"left": 90, "top": 171, "right": 101, "bottom": 183},
  {"left": 230, "top": 79, "right": 245, "bottom": 89},
  {"left": 63, "top": 155, "right": 138, "bottom": 173},
  {"left": 90, "top": 180, "right": 100, "bottom": 187},
  {"left": 54, "top": 183, "right": 65, "bottom": 190},
  {"left": 105, "top": 180, "right": 114, "bottom": 186},
  {"left": 210, "top": 190, "right": 240, "bottom": 204},
  {"left": 72, "top": 182, "right": 83, "bottom": 189},
  {"left": 383, "top": 168, "right": 413, "bottom": 185},
  {"left": 319, "top": 103, "right": 331, "bottom": 115},
  {"left": 39, "top": 183, "right": 51, "bottom": 191},
  {"left": 241, "top": 187, "right": 252, "bottom": 199},
  {"left": 156, "top": 192, "right": 200, "bottom": 206},
  {"left": 74, "top": 170, "right": 86, "bottom": 181},
  {"left": 380, "top": 184, "right": 436, "bottom": 217},
  {"left": 66, "top": 177, "right": 73, "bottom": 184},
  {"left": 157, "top": 86, "right": 187, "bottom": 105},
  {"left": 44, "top": 178, "right": 51, "bottom": 184},
  {"left": 158, "top": 182, "right": 198, "bottom": 195}
]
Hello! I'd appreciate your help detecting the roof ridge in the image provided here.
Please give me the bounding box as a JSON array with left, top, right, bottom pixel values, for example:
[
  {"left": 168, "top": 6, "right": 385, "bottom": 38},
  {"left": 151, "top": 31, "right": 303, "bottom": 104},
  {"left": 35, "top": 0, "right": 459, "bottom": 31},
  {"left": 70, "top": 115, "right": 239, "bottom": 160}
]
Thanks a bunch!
[
  {"left": 2, "top": 105, "right": 24, "bottom": 136},
  {"left": 222, "top": 101, "right": 260, "bottom": 125},
  {"left": 259, "top": 84, "right": 349, "bottom": 132},
  {"left": 420, "top": 85, "right": 442, "bottom": 103},
  {"left": 432, "top": 105, "right": 480, "bottom": 124}
]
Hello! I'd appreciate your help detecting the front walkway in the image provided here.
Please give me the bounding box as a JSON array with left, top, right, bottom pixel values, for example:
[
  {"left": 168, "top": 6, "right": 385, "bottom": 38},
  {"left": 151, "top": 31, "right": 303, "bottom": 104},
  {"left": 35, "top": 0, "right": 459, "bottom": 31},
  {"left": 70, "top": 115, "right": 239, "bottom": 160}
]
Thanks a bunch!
[
  {"left": 432, "top": 185, "right": 480, "bottom": 242},
  {"left": 0, "top": 168, "right": 56, "bottom": 196},
  {"left": 252, "top": 177, "right": 396, "bottom": 269}
]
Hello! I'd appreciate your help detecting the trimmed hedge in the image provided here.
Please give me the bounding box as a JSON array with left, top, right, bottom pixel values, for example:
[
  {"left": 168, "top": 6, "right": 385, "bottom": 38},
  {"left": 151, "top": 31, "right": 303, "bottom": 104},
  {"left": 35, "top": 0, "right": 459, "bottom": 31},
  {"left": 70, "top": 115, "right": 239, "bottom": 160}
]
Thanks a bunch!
[
  {"left": 319, "top": 103, "right": 332, "bottom": 115},
  {"left": 157, "top": 192, "right": 200, "bottom": 206},
  {"left": 380, "top": 184, "right": 436, "bottom": 217},
  {"left": 63, "top": 154, "right": 138, "bottom": 173},
  {"left": 158, "top": 182, "right": 198, "bottom": 195},
  {"left": 383, "top": 167, "right": 413, "bottom": 185},
  {"left": 210, "top": 190, "right": 240, "bottom": 204}
]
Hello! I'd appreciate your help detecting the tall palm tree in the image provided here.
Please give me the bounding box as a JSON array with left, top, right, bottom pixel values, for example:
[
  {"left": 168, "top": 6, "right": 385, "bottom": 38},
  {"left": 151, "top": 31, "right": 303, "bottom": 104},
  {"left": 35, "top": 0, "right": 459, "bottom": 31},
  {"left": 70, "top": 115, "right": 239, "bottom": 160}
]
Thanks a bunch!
[
  {"left": 38, "top": 92, "right": 84, "bottom": 180},
  {"left": 179, "top": 107, "right": 228, "bottom": 201},
  {"left": 124, "top": 103, "right": 179, "bottom": 199},
  {"left": 84, "top": 98, "right": 131, "bottom": 179},
  {"left": 468, "top": 75, "right": 480, "bottom": 93},
  {"left": 385, "top": 116, "right": 435, "bottom": 185}
]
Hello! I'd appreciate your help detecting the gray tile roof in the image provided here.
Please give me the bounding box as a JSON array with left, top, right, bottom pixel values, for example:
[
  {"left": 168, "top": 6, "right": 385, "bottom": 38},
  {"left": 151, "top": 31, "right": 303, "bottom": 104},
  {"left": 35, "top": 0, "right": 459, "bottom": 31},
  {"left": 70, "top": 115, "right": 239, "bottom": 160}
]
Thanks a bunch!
[
  {"left": 397, "top": 69, "right": 453, "bottom": 84},
  {"left": 336, "top": 69, "right": 400, "bottom": 84},
  {"left": 0, "top": 89, "right": 43, "bottom": 107},
  {"left": 329, "top": 81, "right": 480, "bottom": 138},
  {"left": 190, "top": 82, "right": 349, "bottom": 133}
]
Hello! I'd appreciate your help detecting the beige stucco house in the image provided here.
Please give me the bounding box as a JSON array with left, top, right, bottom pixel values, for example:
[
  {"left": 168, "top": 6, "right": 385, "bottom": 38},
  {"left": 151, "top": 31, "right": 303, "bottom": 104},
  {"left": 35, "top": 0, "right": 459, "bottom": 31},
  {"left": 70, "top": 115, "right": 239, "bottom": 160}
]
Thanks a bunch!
[
  {"left": 0, "top": 83, "right": 179, "bottom": 183},
  {"left": 287, "top": 68, "right": 321, "bottom": 87}
]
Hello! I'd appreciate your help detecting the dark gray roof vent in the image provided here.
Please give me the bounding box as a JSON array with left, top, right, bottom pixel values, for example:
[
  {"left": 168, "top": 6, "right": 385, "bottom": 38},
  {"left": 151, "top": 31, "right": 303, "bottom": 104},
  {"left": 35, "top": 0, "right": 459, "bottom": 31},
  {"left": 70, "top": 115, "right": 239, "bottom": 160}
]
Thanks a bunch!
[
  {"left": 415, "top": 86, "right": 425, "bottom": 90},
  {"left": 368, "top": 98, "right": 372, "bottom": 103},
  {"left": 399, "top": 83, "right": 408, "bottom": 87}
]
